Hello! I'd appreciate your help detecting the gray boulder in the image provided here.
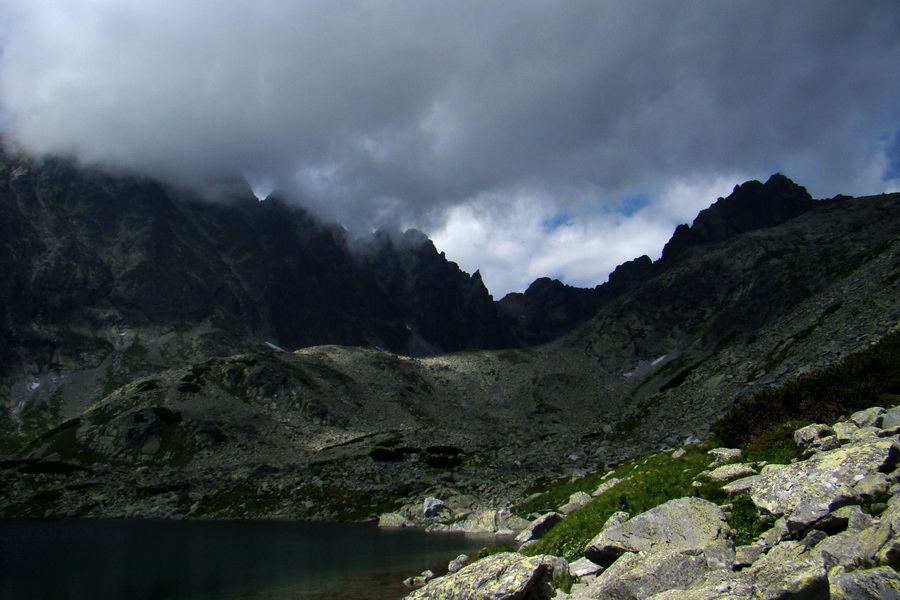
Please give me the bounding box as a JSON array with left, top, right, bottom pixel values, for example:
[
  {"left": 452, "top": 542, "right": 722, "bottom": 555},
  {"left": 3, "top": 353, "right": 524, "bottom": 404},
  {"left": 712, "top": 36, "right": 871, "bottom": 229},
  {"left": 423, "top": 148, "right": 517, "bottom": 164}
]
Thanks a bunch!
[
  {"left": 703, "top": 462, "right": 757, "bottom": 483},
  {"left": 592, "top": 477, "right": 622, "bottom": 497},
  {"left": 747, "top": 438, "right": 900, "bottom": 532},
  {"left": 849, "top": 406, "right": 885, "bottom": 429},
  {"left": 440, "top": 508, "right": 530, "bottom": 534},
  {"left": 559, "top": 491, "right": 592, "bottom": 515},
  {"left": 666, "top": 541, "right": 828, "bottom": 600},
  {"left": 815, "top": 521, "right": 896, "bottom": 571},
  {"left": 423, "top": 497, "right": 447, "bottom": 518},
  {"left": 828, "top": 565, "right": 900, "bottom": 600},
  {"left": 581, "top": 549, "right": 712, "bottom": 600},
  {"left": 584, "top": 498, "right": 731, "bottom": 566},
  {"left": 882, "top": 407, "right": 900, "bottom": 431},
  {"left": 707, "top": 448, "right": 742, "bottom": 468},
  {"left": 794, "top": 423, "right": 836, "bottom": 449},
  {"left": 404, "top": 552, "right": 552, "bottom": 600},
  {"left": 568, "top": 557, "right": 603, "bottom": 578}
]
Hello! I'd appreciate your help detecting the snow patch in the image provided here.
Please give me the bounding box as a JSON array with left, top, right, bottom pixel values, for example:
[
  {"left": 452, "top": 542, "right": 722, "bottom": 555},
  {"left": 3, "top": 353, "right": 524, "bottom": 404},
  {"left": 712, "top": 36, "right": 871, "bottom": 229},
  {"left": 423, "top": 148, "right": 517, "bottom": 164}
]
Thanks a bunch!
[{"left": 651, "top": 354, "right": 668, "bottom": 366}]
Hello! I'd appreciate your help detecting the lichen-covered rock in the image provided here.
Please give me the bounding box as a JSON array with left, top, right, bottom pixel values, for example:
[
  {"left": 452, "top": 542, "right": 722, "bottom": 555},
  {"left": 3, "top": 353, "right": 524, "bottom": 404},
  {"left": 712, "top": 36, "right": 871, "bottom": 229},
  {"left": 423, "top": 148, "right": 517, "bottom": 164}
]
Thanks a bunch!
[
  {"left": 671, "top": 541, "right": 828, "bottom": 600},
  {"left": 592, "top": 477, "right": 622, "bottom": 497},
  {"left": 568, "top": 557, "right": 603, "bottom": 578},
  {"left": 815, "top": 522, "right": 896, "bottom": 570},
  {"left": 828, "top": 565, "right": 900, "bottom": 600},
  {"left": 747, "top": 439, "right": 900, "bottom": 532},
  {"left": 405, "top": 552, "right": 551, "bottom": 600},
  {"left": 849, "top": 406, "right": 885, "bottom": 429},
  {"left": 584, "top": 498, "right": 730, "bottom": 566},
  {"left": 882, "top": 407, "right": 900, "bottom": 431},
  {"left": 581, "top": 549, "right": 712, "bottom": 600},
  {"left": 441, "top": 508, "right": 530, "bottom": 534},
  {"left": 703, "top": 462, "right": 757, "bottom": 483},
  {"left": 794, "top": 423, "right": 835, "bottom": 449},
  {"left": 559, "top": 491, "right": 592, "bottom": 515},
  {"left": 707, "top": 448, "right": 742, "bottom": 468}
]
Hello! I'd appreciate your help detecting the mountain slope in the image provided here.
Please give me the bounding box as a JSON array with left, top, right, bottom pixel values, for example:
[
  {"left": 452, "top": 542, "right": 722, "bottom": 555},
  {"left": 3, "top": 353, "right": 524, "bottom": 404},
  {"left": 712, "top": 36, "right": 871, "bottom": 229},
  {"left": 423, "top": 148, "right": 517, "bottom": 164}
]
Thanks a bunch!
[
  {"left": 498, "top": 174, "right": 822, "bottom": 345},
  {"left": 0, "top": 149, "right": 517, "bottom": 446},
  {"left": 3, "top": 184, "right": 897, "bottom": 520}
]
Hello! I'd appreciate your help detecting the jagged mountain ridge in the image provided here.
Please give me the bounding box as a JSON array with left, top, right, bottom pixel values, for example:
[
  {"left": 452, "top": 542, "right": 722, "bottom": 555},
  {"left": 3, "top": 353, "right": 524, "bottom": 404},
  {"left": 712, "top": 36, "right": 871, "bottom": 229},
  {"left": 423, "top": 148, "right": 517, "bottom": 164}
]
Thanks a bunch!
[
  {"left": 497, "top": 174, "right": 822, "bottom": 345},
  {"left": 1, "top": 155, "right": 897, "bottom": 519},
  {"left": 0, "top": 149, "right": 520, "bottom": 444}
]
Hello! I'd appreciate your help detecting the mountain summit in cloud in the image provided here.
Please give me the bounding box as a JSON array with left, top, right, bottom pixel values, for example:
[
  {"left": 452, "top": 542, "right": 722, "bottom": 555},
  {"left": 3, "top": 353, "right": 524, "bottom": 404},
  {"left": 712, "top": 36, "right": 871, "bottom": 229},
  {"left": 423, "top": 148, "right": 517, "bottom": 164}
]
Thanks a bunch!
[{"left": 1, "top": 1, "right": 898, "bottom": 295}]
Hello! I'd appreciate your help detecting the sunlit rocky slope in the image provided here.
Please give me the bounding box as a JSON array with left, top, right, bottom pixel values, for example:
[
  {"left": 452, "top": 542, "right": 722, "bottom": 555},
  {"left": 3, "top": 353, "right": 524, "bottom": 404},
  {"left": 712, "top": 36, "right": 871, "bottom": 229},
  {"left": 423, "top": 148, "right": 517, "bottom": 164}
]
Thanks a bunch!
[{"left": 1, "top": 148, "right": 897, "bottom": 520}]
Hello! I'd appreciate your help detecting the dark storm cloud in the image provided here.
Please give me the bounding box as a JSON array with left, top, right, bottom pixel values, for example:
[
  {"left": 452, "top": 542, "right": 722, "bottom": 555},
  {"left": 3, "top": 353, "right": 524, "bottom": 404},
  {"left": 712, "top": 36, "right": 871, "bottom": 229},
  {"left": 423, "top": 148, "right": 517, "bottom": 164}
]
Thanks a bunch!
[{"left": 1, "top": 1, "right": 898, "bottom": 292}]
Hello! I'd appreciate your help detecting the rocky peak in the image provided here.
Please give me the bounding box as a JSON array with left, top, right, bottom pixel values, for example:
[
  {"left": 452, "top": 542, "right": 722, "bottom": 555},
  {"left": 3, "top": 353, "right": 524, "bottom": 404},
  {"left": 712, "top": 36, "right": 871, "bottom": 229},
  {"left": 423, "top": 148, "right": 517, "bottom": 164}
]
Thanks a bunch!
[
  {"left": 500, "top": 174, "right": 822, "bottom": 345},
  {"left": 658, "top": 173, "right": 818, "bottom": 264}
]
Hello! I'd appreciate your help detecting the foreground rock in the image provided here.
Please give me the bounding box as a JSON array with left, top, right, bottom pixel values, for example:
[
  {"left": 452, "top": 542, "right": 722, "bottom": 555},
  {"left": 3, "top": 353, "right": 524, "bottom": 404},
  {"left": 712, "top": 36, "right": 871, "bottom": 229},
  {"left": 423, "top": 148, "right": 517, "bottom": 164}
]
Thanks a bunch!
[
  {"left": 429, "top": 408, "right": 900, "bottom": 600},
  {"left": 405, "top": 552, "right": 560, "bottom": 600},
  {"left": 584, "top": 497, "right": 731, "bottom": 566}
]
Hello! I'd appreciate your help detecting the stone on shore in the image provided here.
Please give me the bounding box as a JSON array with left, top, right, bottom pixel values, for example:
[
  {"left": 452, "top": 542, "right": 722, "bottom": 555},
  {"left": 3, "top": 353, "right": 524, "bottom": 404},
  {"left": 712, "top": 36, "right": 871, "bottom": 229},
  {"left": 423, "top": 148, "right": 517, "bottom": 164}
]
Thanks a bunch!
[{"left": 404, "top": 552, "right": 554, "bottom": 600}]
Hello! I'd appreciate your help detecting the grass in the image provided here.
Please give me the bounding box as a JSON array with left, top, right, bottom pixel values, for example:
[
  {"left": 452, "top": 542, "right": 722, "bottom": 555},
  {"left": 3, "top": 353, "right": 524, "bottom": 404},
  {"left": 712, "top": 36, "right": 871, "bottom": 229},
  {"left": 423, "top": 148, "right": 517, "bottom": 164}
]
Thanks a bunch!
[
  {"left": 509, "top": 330, "right": 900, "bottom": 564},
  {"left": 519, "top": 440, "right": 718, "bottom": 560}
]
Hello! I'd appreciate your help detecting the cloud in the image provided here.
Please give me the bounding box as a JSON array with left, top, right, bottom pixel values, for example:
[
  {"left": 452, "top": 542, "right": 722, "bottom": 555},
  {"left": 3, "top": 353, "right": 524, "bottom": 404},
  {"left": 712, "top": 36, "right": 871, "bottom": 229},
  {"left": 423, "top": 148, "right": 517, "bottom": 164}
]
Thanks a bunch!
[
  {"left": 431, "top": 174, "right": 748, "bottom": 296},
  {"left": 1, "top": 1, "right": 898, "bottom": 295}
]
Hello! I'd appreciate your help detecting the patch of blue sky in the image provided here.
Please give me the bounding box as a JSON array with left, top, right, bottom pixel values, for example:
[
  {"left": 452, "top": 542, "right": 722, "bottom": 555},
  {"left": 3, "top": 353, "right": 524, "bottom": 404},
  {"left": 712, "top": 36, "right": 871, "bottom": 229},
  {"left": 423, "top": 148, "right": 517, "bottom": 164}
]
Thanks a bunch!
[
  {"left": 541, "top": 212, "right": 573, "bottom": 232},
  {"left": 883, "top": 129, "right": 900, "bottom": 181},
  {"left": 617, "top": 193, "right": 650, "bottom": 217}
]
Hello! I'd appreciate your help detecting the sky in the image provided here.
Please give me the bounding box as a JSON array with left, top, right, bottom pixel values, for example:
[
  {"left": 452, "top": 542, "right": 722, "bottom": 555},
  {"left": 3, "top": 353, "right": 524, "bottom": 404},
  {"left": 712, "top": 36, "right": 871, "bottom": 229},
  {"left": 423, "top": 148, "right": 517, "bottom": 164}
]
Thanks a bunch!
[{"left": 1, "top": 1, "right": 898, "bottom": 297}]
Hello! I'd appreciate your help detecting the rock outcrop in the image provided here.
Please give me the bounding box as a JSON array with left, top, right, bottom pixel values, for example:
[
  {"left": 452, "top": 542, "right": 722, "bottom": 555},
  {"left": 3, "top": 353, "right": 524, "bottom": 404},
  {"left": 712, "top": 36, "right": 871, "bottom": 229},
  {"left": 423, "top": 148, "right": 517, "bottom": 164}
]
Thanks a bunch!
[{"left": 407, "top": 409, "right": 900, "bottom": 600}]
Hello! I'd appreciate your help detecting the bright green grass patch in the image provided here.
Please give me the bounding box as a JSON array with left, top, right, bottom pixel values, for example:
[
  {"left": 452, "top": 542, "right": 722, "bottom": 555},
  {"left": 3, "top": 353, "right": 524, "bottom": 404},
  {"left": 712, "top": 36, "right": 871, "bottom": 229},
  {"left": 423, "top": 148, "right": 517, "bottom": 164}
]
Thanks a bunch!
[{"left": 520, "top": 441, "right": 717, "bottom": 561}]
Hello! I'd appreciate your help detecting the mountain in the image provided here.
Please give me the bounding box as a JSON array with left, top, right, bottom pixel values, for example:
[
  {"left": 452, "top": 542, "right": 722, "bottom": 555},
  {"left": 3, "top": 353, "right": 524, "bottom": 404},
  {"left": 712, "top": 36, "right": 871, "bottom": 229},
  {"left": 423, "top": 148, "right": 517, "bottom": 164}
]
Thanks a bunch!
[
  {"left": 497, "top": 174, "right": 821, "bottom": 345},
  {"left": 0, "top": 148, "right": 517, "bottom": 448},
  {"left": 0, "top": 149, "right": 897, "bottom": 521}
]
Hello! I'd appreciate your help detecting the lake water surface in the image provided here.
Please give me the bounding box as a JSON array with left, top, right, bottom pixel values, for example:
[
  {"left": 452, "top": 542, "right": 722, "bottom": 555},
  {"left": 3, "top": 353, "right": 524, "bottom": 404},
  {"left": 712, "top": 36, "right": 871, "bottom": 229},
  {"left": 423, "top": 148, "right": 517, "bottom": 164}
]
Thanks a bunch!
[{"left": 0, "top": 519, "right": 503, "bottom": 600}]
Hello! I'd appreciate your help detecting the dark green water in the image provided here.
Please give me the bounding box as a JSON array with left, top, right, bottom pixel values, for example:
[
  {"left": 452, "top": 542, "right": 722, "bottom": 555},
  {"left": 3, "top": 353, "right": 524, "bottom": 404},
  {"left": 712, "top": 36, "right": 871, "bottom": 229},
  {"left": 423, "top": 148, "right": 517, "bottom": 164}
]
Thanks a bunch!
[{"left": 0, "top": 519, "right": 501, "bottom": 600}]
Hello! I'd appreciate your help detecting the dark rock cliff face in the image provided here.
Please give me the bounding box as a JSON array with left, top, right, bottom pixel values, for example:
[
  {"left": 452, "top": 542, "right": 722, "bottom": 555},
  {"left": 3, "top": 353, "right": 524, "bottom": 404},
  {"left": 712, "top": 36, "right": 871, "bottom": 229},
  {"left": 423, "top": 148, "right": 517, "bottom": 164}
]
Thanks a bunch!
[
  {"left": 0, "top": 149, "right": 516, "bottom": 378},
  {"left": 498, "top": 174, "right": 822, "bottom": 345}
]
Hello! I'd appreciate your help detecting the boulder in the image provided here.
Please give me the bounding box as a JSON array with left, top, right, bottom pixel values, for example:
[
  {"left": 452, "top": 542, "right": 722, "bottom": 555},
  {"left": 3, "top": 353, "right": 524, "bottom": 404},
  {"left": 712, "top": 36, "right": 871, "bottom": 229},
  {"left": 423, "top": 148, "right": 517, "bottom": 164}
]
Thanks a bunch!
[
  {"left": 707, "top": 448, "right": 742, "bottom": 468},
  {"left": 592, "top": 477, "right": 622, "bottom": 497},
  {"left": 703, "top": 463, "right": 757, "bottom": 483},
  {"left": 448, "top": 554, "right": 469, "bottom": 574},
  {"left": 666, "top": 541, "right": 827, "bottom": 600},
  {"left": 794, "top": 423, "right": 836, "bottom": 449},
  {"left": 559, "top": 491, "right": 591, "bottom": 515},
  {"left": 514, "top": 512, "right": 564, "bottom": 544},
  {"left": 882, "top": 407, "right": 900, "bottom": 431},
  {"left": 828, "top": 565, "right": 900, "bottom": 600},
  {"left": 584, "top": 498, "right": 730, "bottom": 566},
  {"left": 404, "top": 552, "right": 552, "bottom": 600},
  {"left": 423, "top": 497, "right": 447, "bottom": 518},
  {"left": 442, "top": 508, "right": 530, "bottom": 534},
  {"left": 581, "top": 549, "right": 712, "bottom": 600},
  {"left": 746, "top": 439, "right": 900, "bottom": 532},
  {"left": 568, "top": 557, "right": 603, "bottom": 578},
  {"left": 849, "top": 406, "right": 885, "bottom": 429},
  {"left": 815, "top": 522, "right": 896, "bottom": 571}
]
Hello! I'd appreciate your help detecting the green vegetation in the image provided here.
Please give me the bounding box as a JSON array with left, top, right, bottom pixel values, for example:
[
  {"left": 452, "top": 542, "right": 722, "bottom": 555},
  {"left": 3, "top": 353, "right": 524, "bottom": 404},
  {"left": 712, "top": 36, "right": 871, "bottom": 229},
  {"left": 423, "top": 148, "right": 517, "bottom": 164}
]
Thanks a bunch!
[
  {"left": 713, "top": 329, "right": 900, "bottom": 447},
  {"left": 519, "top": 441, "right": 716, "bottom": 560},
  {"left": 510, "top": 330, "right": 899, "bottom": 562}
]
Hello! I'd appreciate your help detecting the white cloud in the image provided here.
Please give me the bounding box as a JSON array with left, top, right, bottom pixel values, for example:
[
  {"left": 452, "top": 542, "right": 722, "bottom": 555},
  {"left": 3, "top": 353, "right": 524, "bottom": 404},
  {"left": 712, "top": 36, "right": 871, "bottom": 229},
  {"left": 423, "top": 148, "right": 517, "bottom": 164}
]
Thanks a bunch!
[
  {"left": 432, "top": 174, "right": 748, "bottom": 297},
  {"left": 1, "top": 1, "right": 899, "bottom": 295}
]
